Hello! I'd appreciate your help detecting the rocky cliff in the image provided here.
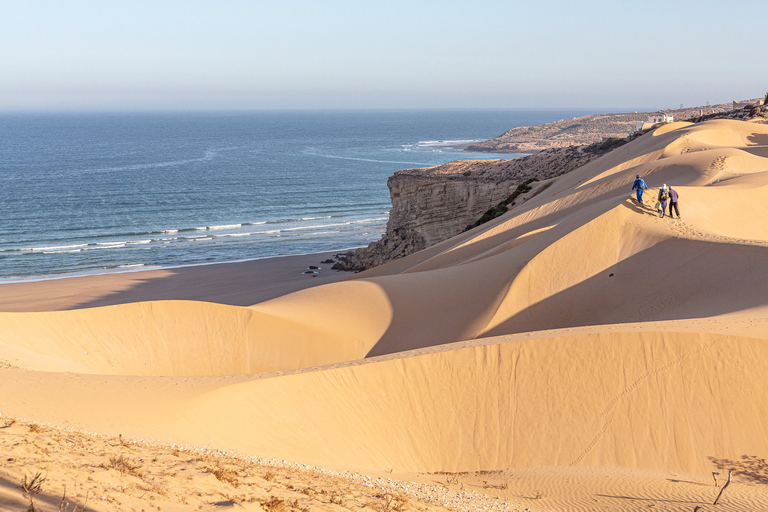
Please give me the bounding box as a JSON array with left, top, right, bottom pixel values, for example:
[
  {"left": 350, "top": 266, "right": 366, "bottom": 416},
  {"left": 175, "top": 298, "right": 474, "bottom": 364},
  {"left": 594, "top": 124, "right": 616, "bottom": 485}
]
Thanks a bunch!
[
  {"left": 333, "top": 143, "right": 612, "bottom": 271},
  {"left": 334, "top": 99, "right": 768, "bottom": 272}
]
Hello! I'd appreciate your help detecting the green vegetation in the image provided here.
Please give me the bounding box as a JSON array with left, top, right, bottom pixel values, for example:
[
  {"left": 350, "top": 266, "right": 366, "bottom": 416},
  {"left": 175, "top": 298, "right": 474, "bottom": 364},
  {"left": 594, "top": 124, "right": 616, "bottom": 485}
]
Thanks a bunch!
[{"left": 464, "top": 178, "right": 539, "bottom": 231}]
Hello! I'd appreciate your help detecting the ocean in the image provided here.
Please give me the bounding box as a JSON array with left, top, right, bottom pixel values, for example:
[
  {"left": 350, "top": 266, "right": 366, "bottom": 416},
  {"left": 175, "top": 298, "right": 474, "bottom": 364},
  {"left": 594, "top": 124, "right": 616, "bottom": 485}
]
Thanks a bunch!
[{"left": 0, "top": 109, "right": 596, "bottom": 282}]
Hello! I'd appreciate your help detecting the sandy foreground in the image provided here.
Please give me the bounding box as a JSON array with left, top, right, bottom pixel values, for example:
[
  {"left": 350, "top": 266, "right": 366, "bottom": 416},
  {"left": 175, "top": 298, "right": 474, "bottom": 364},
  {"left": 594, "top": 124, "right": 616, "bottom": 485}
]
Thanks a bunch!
[{"left": 2, "top": 119, "right": 768, "bottom": 511}]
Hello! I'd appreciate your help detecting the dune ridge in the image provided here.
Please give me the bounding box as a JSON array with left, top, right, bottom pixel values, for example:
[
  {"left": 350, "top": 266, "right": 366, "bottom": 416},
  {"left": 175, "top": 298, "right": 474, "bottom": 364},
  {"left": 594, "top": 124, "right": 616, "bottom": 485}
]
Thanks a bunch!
[{"left": 2, "top": 119, "right": 768, "bottom": 508}]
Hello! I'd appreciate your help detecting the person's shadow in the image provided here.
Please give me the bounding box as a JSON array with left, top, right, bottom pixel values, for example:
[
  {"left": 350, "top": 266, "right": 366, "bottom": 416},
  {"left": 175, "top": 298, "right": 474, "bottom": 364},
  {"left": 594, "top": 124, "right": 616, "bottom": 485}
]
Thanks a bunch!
[{"left": 625, "top": 196, "right": 659, "bottom": 217}]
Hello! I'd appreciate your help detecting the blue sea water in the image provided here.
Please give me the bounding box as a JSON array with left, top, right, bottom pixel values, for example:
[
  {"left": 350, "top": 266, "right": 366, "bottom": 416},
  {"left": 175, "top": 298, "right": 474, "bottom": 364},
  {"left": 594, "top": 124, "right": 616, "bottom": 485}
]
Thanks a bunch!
[{"left": 0, "top": 109, "right": 596, "bottom": 281}]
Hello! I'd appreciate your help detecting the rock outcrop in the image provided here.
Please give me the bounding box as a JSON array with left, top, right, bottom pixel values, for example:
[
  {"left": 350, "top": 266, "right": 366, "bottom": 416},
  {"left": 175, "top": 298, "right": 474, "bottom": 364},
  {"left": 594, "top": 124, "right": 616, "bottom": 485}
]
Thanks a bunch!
[
  {"left": 465, "top": 100, "right": 761, "bottom": 153},
  {"left": 334, "top": 143, "right": 616, "bottom": 271},
  {"left": 334, "top": 99, "right": 768, "bottom": 272}
]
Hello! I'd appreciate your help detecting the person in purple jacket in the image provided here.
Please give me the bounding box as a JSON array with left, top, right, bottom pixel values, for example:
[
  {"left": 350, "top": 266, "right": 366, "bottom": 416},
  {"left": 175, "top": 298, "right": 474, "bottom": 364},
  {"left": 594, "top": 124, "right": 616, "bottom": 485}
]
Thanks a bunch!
[{"left": 668, "top": 186, "right": 680, "bottom": 219}]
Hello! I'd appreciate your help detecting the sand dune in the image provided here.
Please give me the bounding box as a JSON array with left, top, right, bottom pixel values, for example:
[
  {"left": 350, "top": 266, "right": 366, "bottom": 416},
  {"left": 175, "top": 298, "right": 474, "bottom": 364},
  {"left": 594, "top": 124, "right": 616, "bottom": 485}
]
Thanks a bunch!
[{"left": 2, "top": 119, "right": 768, "bottom": 510}]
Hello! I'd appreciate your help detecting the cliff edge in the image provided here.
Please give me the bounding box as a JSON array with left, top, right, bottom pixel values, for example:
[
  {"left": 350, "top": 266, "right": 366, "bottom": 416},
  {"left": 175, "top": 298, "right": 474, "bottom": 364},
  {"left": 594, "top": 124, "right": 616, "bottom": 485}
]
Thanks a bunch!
[{"left": 334, "top": 99, "right": 768, "bottom": 272}]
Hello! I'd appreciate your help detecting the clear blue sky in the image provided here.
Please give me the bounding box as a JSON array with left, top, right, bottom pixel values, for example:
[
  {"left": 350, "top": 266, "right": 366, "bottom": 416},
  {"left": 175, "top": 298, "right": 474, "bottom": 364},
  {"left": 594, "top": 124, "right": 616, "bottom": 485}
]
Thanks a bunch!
[{"left": 0, "top": 0, "right": 764, "bottom": 111}]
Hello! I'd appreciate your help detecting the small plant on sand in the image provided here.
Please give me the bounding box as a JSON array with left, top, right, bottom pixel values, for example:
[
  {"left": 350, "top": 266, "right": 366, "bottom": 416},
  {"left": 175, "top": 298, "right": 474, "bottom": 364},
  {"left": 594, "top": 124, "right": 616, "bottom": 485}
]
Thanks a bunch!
[
  {"left": 483, "top": 480, "right": 508, "bottom": 490},
  {"left": 260, "top": 496, "right": 286, "bottom": 512},
  {"left": 57, "top": 486, "right": 89, "bottom": 512},
  {"left": 137, "top": 477, "right": 167, "bottom": 496},
  {"left": 104, "top": 454, "right": 143, "bottom": 477},
  {"left": 27, "top": 423, "right": 43, "bottom": 433},
  {"left": 263, "top": 470, "right": 275, "bottom": 482},
  {"left": 373, "top": 492, "right": 407, "bottom": 512},
  {"left": 2, "top": 417, "right": 16, "bottom": 428},
  {"left": 21, "top": 472, "right": 45, "bottom": 512},
  {"left": 219, "top": 493, "right": 246, "bottom": 504},
  {"left": 203, "top": 463, "right": 240, "bottom": 487}
]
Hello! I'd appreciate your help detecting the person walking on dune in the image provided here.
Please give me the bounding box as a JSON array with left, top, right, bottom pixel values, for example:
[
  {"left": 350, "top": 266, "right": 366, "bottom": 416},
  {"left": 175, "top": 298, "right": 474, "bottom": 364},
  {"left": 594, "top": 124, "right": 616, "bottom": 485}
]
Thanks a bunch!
[
  {"left": 668, "top": 186, "right": 680, "bottom": 219},
  {"left": 631, "top": 174, "right": 648, "bottom": 204},
  {"left": 658, "top": 184, "right": 670, "bottom": 218}
]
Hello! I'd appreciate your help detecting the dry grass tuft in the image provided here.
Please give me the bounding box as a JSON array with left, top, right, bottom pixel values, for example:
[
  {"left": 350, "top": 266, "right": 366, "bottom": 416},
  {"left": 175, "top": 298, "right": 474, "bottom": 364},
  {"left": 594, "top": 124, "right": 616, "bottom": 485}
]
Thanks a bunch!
[
  {"left": 263, "top": 470, "right": 275, "bottom": 482},
  {"left": 1, "top": 417, "right": 16, "bottom": 428},
  {"left": 137, "top": 477, "right": 167, "bottom": 496},
  {"left": 57, "top": 486, "right": 89, "bottom": 512},
  {"left": 22, "top": 472, "right": 45, "bottom": 512},
  {"left": 370, "top": 492, "right": 407, "bottom": 512},
  {"left": 261, "top": 496, "right": 286, "bottom": 511},
  {"left": 203, "top": 463, "right": 240, "bottom": 487},
  {"left": 103, "top": 454, "right": 144, "bottom": 477},
  {"left": 27, "top": 423, "right": 43, "bottom": 433}
]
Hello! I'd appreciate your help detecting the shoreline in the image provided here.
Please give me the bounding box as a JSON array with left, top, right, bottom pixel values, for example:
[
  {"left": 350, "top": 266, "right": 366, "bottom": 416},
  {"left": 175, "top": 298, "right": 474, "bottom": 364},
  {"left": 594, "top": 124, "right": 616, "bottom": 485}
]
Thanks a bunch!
[
  {"left": 0, "top": 246, "right": 363, "bottom": 285},
  {"left": 0, "top": 250, "right": 351, "bottom": 312}
]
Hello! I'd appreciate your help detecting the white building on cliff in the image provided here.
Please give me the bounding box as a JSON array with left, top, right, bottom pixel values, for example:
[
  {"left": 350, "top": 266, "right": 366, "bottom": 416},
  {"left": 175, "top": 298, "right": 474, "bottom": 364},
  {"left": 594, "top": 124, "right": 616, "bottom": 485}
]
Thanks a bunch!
[{"left": 636, "top": 113, "right": 674, "bottom": 131}]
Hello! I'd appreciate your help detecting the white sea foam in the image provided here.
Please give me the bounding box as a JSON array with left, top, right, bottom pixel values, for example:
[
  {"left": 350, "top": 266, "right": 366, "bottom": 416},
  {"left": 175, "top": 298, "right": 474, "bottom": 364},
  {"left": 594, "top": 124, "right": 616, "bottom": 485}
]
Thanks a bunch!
[
  {"left": 206, "top": 224, "right": 242, "bottom": 230},
  {"left": 117, "top": 263, "right": 145, "bottom": 268},
  {"left": 89, "top": 243, "right": 126, "bottom": 250},
  {"left": 417, "top": 139, "right": 480, "bottom": 146},
  {"left": 30, "top": 243, "right": 87, "bottom": 252},
  {"left": 126, "top": 239, "right": 152, "bottom": 245},
  {"left": 301, "top": 151, "right": 424, "bottom": 166}
]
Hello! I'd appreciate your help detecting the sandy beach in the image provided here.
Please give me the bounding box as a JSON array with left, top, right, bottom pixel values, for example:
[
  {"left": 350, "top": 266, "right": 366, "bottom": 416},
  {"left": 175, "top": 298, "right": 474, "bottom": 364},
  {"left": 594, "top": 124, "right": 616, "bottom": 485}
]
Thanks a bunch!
[
  {"left": 0, "top": 252, "right": 347, "bottom": 312},
  {"left": 3, "top": 119, "right": 768, "bottom": 511}
]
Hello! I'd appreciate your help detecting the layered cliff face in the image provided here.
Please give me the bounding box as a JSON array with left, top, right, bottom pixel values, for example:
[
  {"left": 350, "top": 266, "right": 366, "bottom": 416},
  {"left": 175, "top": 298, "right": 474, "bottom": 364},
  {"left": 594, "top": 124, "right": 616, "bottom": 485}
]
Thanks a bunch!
[
  {"left": 334, "top": 103, "right": 768, "bottom": 272},
  {"left": 334, "top": 145, "right": 604, "bottom": 271}
]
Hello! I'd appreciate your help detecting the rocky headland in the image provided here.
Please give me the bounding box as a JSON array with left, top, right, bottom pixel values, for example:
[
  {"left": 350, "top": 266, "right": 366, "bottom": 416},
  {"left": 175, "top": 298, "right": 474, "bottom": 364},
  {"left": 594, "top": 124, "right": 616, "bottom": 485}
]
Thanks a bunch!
[
  {"left": 334, "top": 98, "right": 767, "bottom": 272},
  {"left": 464, "top": 99, "right": 760, "bottom": 153}
]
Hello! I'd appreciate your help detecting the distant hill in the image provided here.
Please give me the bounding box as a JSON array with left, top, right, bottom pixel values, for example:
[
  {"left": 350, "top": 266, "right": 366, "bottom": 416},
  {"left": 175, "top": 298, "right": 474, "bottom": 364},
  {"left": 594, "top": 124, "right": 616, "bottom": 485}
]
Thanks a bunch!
[{"left": 465, "top": 98, "right": 763, "bottom": 152}]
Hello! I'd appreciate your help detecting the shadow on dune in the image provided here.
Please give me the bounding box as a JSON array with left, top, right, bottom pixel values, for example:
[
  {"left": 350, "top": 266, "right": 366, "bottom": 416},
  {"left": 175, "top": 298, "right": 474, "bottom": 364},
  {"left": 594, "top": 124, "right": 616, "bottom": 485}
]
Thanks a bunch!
[
  {"left": 481, "top": 237, "right": 768, "bottom": 338},
  {"left": 709, "top": 455, "right": 768, "bottom": 484},
  {"left": 747, "top": 132, "right": 768, "bottom": 146},
  {"left": 362, "top": 195, "right": 629, "bottom": 357},
  {"left": 70, "top": 258, "right": 337, "bottom": 311},
  {"left": 595, "top": 493, "right": 700, "bottom": 505},
  {"left": 0, "top": 473, "right": 86, "bottom": 512}
]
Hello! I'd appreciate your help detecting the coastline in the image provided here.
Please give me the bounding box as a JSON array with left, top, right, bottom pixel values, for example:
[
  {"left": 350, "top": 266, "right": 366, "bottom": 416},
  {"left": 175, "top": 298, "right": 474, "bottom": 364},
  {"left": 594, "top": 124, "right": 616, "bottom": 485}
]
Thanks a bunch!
[{"left": 0, "top": 250, "right": 350, "bottom": 312}]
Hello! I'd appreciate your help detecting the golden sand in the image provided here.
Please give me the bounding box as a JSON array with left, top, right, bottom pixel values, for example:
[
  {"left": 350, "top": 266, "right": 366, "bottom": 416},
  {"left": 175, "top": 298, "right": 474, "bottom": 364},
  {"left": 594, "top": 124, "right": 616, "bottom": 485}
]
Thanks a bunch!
[{"left": 2, "top": 119, "right": 768, "bottom": 511}]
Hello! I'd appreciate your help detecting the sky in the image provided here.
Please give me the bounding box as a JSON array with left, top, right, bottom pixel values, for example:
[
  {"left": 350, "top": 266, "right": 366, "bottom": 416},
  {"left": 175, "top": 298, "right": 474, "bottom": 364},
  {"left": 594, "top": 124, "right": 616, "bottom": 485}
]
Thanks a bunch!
[{"left": 0, "top": 0, "right": 764, "bottom": 111}]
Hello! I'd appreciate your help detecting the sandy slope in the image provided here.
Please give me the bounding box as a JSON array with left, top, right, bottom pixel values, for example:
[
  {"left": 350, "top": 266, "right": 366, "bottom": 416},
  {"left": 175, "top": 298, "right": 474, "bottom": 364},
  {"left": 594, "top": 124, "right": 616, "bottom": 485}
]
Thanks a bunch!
[{"left": 2, "top": 119, "right": 768, "bottom": 510}]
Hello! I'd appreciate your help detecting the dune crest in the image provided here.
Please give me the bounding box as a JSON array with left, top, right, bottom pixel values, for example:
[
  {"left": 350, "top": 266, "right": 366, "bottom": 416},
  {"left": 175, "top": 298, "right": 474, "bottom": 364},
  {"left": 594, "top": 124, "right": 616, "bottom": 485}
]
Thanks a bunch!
[{"left": 2, "top": 119, "right": 768, "bottom": 483}]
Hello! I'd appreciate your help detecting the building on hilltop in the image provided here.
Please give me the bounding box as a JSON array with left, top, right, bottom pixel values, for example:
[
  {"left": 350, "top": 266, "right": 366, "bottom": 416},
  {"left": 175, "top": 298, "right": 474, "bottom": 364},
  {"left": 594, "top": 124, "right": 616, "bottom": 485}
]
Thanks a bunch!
[{"left": 636, "top": 113, "right": 674, "bottom": 131}]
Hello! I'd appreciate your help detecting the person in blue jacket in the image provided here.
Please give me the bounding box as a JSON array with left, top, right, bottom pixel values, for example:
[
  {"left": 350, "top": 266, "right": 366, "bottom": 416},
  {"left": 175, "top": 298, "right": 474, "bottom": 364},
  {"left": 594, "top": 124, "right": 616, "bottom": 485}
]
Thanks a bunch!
[{"left": 631, "top": 174, "right": 648, "bottom": 204}]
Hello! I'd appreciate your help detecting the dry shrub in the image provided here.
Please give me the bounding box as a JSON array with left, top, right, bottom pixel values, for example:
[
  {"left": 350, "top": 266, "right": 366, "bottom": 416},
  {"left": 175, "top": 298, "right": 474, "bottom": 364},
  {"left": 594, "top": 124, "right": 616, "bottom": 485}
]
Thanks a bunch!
[
  {"left": 261, "top": 496, "right": 286, "bottom": 512},
  {"left": 104, "top": 454, "right": 143, "bottom": 477},
  {"left": 372, "top": 492, "right": 407, "bottom": 512},
  {"left": 203, "top": 463, "right": 240, "bottom": 487},
  {"left": 137, "top": 477, "right": 166, "bottom": 496},
  {"left": 27, "top": 423, "right": 43, "bottom": 433},
  {"left": 219, "top": 493, "right": 246, "bottom": 504},
  {"left": 22, "top": 472, "right": 45, "bottom": 512},
  {"left": 57, "top": 486, "right": 89, "bottom": 512}
]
